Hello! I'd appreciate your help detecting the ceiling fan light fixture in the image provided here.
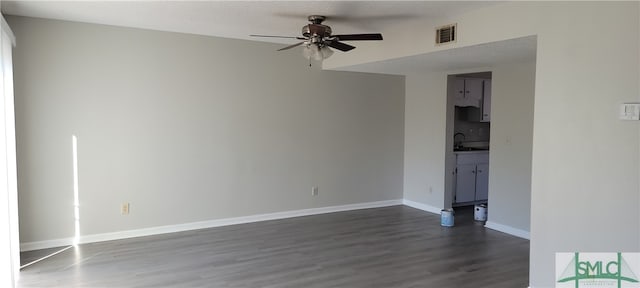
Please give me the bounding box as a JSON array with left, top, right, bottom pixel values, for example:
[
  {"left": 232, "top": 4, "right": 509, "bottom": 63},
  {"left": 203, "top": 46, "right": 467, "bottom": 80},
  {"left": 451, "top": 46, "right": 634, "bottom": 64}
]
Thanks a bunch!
[
  {"left": 302, "top": 44, "right": 334, "bottom": 61},
  {"left": 321, "top": 46, "right": 334, "bottom": 59},
  {"left": 313, "top": 46, "right": 324, "bottom": 61},
  {"left": 301, "top": 44, "right": 314, "bottom": 59}
]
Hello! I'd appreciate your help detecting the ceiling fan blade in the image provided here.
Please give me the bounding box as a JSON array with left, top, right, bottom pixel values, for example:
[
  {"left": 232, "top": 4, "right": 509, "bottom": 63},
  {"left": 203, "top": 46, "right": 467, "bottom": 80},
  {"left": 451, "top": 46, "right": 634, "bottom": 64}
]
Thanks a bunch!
[
  {"left": 332, "top": 34, "right": 383, "bottom": 41},
  {"left": 277, "top": 42, "right": 305, "bottom": 51},
  {"left": 250, "top": 35, "right": 306, "bottom": 40},
  {"left": 327, "top": 41, "right": 356, "bottom": 52}
]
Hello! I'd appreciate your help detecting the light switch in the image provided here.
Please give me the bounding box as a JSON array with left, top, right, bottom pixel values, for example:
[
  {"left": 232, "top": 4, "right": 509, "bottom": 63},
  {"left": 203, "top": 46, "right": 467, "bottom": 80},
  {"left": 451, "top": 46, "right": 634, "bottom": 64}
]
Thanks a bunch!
[{"left": 619, "top": 103, "right": 640, "bottom": 120}]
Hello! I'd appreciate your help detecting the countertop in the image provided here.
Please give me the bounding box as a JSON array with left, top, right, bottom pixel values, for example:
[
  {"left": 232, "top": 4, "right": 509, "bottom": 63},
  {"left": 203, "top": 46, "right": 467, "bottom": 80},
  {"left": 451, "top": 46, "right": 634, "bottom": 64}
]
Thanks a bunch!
[{"left": 453, "top": 149, "right": 489, "bottom": 154}]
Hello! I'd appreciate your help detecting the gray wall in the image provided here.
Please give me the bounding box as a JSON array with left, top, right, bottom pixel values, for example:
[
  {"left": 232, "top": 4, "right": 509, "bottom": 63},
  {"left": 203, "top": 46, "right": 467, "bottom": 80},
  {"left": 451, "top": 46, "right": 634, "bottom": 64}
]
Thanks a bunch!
[
  {"left": 404, "top": 62, "right": 535, "bottom": 234},
  {"left": 528, "top": 3, "right": 639, "bottom": 285},
  {"left": 403, "top": 72, "right": 448, "bottom": 211},
  {"left": 486, "top": 60, "right": 535, "bottom": 233},
  {"left": 342, "top": 3, "right": 639, "bottom": 286},
  {"left": 8, "top": 16, "right": 405, "bottom": 245}
]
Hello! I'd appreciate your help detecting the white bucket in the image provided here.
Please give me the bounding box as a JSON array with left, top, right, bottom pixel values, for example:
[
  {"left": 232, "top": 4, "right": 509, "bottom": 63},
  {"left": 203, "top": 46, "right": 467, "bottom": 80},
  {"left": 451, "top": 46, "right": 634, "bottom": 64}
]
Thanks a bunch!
[
  {"left": 474, "top": 204, "right": 487, "bottom": 221},
  {"left": 441, "top": 208, "right": 455, "bottom": 227}
]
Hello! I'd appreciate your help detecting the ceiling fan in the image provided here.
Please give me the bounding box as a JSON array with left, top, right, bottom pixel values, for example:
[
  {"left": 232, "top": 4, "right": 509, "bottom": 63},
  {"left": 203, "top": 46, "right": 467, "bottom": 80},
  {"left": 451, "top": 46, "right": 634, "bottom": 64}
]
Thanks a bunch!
[{"left": 250, "top": 15, "right": 383, "bottom": 62}]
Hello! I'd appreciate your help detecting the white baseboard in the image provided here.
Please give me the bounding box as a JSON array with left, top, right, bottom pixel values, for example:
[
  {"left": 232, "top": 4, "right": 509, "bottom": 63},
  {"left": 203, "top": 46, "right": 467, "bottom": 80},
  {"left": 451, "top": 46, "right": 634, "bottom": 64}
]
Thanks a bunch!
[
  {"left": 402, "top": 199, "right": 442, "bottom": 215},
  {"left": 21, "top": 199, "right": 532, "bottom": 252},
  {"left": 484, "top": 221, "right": 530, "bottom": 240},
  {"left": 20, "top": 199, "right": 403, "bottom": 251},
  {"left": 20, "top": 237, "right": 75, "bottom": 252}
]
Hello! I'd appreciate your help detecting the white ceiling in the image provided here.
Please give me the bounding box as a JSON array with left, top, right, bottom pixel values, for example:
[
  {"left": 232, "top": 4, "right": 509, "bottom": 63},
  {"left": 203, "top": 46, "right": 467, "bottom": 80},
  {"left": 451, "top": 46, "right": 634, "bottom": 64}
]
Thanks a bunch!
[
  {"left": 2, "top": 1, "right": 535, "bottom": 75},
  {"left": 1, "top": 1, "right": 495, "bottom": 44},
  {"left": 333, "top": 36, "right": 538, "bottom": 75}
]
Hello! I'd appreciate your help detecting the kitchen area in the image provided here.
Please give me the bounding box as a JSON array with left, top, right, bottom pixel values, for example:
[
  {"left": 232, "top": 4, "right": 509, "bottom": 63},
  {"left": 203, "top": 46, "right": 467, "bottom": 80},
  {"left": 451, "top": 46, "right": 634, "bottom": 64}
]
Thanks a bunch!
[{"left": 450, "top": 72, "right": 491, "bottom": 208}]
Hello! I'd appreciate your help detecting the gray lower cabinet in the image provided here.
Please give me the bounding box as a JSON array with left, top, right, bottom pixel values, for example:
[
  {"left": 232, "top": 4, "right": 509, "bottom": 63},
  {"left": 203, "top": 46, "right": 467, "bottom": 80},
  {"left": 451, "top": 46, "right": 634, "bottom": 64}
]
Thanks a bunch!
[
  {"left": 455, "top": 164, "right": 477, "bottom": 202},
  {"left": 454, "top": 152, "right": 489, "bottom": 203},
  {"left": 475, "top": 163, "right": 489, "bottom": 200}
]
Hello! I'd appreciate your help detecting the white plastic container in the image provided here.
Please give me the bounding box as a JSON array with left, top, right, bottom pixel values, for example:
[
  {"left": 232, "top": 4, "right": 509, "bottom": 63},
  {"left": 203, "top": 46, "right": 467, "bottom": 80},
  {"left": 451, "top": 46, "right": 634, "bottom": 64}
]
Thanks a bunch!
[
  {"left": 474, "top": 204, "right": 487, "bottom": 221},
  {"left": 441, "top": 208, "right": 455, "bottom": 227}
]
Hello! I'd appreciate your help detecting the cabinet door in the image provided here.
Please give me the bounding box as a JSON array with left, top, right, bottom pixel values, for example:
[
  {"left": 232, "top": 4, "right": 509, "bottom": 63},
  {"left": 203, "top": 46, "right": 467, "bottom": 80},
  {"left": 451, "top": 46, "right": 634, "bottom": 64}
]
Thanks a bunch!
[
  {"left": 475, "top": 163, "right": 489, "bottom": 201},
  {"left": 482, "top": 80, "right": 491, "bottom": 122},
  {"left": 464, "top": 78, "right": 483, "bottom": 107},
  {"left": 455, "top": 164, "right": 477, "bottom": 203},
  {"left": 454, "top": 78, "right": 466, "bottom": 106}
]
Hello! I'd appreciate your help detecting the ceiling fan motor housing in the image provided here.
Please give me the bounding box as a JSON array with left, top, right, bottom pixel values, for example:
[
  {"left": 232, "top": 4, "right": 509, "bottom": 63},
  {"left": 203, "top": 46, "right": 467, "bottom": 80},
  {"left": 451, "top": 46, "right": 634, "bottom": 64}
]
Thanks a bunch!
[{"left": 302, "top": 24, "right": 332, "bottom": 40}]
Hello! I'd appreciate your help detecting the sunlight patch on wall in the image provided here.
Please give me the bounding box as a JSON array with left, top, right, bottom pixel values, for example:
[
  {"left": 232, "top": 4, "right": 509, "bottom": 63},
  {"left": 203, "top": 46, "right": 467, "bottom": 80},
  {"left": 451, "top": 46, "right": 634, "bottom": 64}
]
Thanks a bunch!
[{"left": 72, "top": 135, "right": 80, "bottom": 245}]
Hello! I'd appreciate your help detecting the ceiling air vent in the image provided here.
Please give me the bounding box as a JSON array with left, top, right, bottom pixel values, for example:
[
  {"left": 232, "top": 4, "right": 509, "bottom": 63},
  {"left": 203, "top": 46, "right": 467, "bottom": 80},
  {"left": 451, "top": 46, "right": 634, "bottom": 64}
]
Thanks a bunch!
[{"left": 436, "top": 23, "right": 457, "bottom": 45}]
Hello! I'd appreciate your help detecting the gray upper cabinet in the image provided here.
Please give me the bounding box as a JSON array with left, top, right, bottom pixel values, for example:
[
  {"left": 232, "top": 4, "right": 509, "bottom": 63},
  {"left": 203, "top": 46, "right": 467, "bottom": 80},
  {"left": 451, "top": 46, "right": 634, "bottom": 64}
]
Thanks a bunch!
[
  {"left": 455, "top": 78, "right": 492, "bottom": 122},
  {"left": 454, "top": 78, "right": 483, "bottom": 107}
]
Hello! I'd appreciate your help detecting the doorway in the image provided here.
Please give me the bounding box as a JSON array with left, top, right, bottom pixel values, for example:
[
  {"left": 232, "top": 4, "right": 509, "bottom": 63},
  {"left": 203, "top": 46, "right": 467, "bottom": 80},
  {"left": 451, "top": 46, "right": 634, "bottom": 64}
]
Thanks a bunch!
[{"left": 445, "top": 72, "right": 492, "bottom": 211}]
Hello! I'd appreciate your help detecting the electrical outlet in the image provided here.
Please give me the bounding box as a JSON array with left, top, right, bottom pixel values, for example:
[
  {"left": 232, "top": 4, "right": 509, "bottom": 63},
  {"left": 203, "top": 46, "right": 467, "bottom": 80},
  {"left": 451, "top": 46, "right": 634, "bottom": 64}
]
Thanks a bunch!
[
  {"left": 311, "top": 186, "right": 318, "bottom": 196},
  {"left": 121, "top": 203, "right": 130, "bottom": 215},
  {"left": 620, "top": 103, "right": 640, "bottom": 120}
]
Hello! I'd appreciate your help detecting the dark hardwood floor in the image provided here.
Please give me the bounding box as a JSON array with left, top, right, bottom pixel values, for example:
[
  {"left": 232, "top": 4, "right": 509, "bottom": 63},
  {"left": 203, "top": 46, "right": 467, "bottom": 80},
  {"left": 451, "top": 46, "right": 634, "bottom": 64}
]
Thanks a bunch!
[
  {"left": 18, "top": 205, "right": 529, "bottom": 287},
  {"left": 20, "top": 245, "right": 72, "bottom": 268}
]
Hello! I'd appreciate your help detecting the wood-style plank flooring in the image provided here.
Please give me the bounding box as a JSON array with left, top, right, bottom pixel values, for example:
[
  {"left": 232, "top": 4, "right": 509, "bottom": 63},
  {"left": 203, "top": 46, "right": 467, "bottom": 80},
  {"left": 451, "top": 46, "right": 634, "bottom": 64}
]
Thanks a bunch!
[
  {"left": 18, "top": 205, "right": 529, "bottom": 287},
  {"left": 20, "top": 245, "right": 72, "bottom": 267}
]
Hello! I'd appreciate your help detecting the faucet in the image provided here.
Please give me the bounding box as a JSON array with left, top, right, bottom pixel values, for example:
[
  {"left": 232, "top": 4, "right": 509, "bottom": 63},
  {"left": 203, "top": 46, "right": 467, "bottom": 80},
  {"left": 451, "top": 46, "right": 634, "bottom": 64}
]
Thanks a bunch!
[{"left": 453, "top": 132, "right": 466, "bottom": 148}]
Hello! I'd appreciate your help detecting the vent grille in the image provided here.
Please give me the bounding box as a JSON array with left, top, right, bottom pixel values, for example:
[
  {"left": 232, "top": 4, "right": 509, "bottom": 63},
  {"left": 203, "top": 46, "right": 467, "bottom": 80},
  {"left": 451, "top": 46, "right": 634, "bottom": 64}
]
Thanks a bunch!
[{"left": 436, "top": 23, "right": 457, "bottom": 45}]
